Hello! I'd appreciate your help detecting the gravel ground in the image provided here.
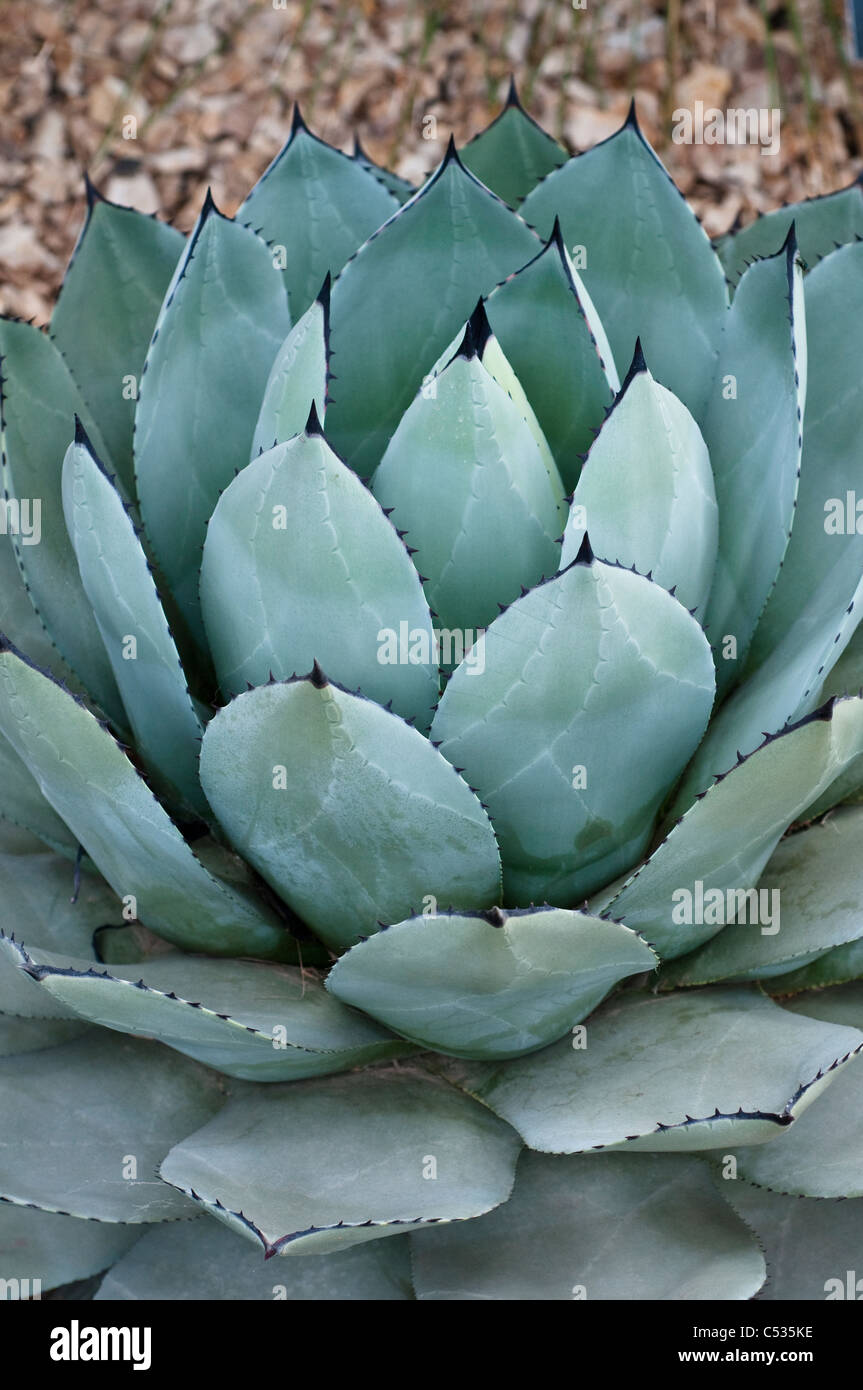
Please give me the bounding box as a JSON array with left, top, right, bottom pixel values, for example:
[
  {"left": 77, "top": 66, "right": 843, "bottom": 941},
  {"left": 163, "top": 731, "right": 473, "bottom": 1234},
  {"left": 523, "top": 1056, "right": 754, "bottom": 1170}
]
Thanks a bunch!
[{"left": 2, "top": 0, "right": 863, "bottom": 321}]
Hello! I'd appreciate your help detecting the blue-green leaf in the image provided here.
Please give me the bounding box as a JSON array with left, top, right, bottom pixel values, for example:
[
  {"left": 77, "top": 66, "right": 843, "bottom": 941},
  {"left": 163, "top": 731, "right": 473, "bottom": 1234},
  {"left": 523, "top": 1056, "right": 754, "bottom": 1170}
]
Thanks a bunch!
[
  {"left": 238, "top": 107, "right": 399, "bottom": 319},
  {"left": 134, "top": 194, "right": 290, "bottom": 652},
  {"left": 372, "top": 305, "right": 566, "bottom": 633},
  {"left": 520, "top": 105, "right": 728, "bottom": 418},
  {"left": 431, "top": 550, "right": 715, "bottom": 905},
  {"left": 200, "top": 674, "right": 502, "bottom": 952},
  {"left": 62, "top": 432, "right": 207, "bottom": 819},
  {"left": 201, "top": 422, "right": 438, "bottom": 726},
  {"left": 250, "top": 279, "right": 329, "bottom": 457},
  {"left": 50, "top": 184, "right": 184, "bottom": 495},
  {"left": 326, "top": 140, "right": 540, "bottom": 478},
  {"left": 460, "top": 79, "right": 567, "bottom": 207}
]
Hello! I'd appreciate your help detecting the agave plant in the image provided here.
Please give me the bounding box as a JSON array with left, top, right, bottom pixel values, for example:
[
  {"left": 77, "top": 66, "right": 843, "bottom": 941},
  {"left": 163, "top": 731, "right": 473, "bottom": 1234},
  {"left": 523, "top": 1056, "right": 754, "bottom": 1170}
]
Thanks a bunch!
[{"left": 3, "top": 84, "right": 863, "bottom": 1303}]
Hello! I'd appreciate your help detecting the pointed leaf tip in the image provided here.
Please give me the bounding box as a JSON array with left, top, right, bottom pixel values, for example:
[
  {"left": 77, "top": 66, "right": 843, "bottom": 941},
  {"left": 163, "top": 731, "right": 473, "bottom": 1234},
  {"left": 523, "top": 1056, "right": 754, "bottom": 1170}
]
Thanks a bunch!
[
  {"left": 505, "top": 76, "right": 521, "bottom": 110},
  {"left": 291, "top": 102, "right": 309, "bottom": 136},
  {"left": 457, "top": 298, "right": 493, "bottom": 361},
  {"left": 624, "top": 97, "right": 640, "bottom": 130},
  {"left": 83, "top": 171, "right": 105, "bottom": 209},
  {"left": 200, "top": 186, "right": 220, "bottom": 221},
  {"left": 443, "top": 133, "right": 461, "bottom": 167},
  {"left": 308, "top": 659, "right": 328, "bottom": 689},
  {"left": 573, "top": 530, "right": 595, "bottom": 566},
  {"left": 73, "top": 414, "right": 92, "bottom": 448},
  {"left": 304, "top": 400, "right": 325, "bottom": 436}
]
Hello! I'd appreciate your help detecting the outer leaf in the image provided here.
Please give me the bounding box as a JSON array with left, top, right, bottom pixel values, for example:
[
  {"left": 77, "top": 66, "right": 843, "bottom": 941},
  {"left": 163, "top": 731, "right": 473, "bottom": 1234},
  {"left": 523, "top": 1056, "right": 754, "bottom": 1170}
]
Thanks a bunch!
[
  {"left": 460, "top": 80, "right": 567, "bottom": 207},
  {"left": 0, "top": 1032, "right": 225, "bottom": 1221},
  {"left": 327, "top": 906, "right": 657, "bottom": 1060},
  {"left": 439, "top": 986, "right": 863, "bottom": 1154},
  {"left": 661, "top": 807, "right": 863, "bottom": 987},
  {"left": 0, "top": 532, "right": 79, "bottom": 687},
  {"left": 95, "top": 1215, "right": 413, "bottom": 1300},
  {"left": 0, "top": 1202, "right": 141, "bottom": 1293},
  {"left": 520, "top": 105, "right": 728, "bottom": 418},
  {"left": 485, "top": 220, "right": 618, "bottom": 489},
  {"left": 716, "top": 177, "right": 863, "bottom": 287},
  {"left": 770, "top": 937, "right": 863, "bottom": 994},
  {"left": 200, "top": 676, "right": 502, "bottom": 952},
  {"left": 560, "top": 347, "right": 717, "bottom": 616},
  {"left": 431, "top": 551, "right": 715, "bottom": 905},
  {"left": 7, "top": 943, "right": 407, "bottom": 1082},
  {"left": 0, "top": 319, "right": 123, "bottom": 724},
  {"left": 0, "top": 735, "right": 78, "bottom": 856},
  {"left": 372, "top": 309, "right": 566, "bottom": 633},
  {"left": 0, "top": 645, "right": 291, "bottom": 960},
  {"left": 0, "top": 1012, "right": 87, "bottom": 1056},
  {"left": 238, "top": 107, "right": 400, "bottom": 318},
  {"left": 134, "top": 195, "right": 290, "bottom": 650},
  {"left": 250, "top": 280, "right": 329, "bottom": 457},
  {"left": 673, "top": 570, "right": 863, "bottom": 808},
  {"left": 731, "top": 985, "right": 863, "bottom": 1197},
  {"left": 412, "top": 1150, "right": 765, "bottom": 1301},
  {"left": 0, "top": 825, "right": 119, "bottom": 1018},
  {"left": 62, "top": 433, "right": 207, "bottom": 819},
  {"left": 604, "top": 696, "right": 863, "bottom": 959},
  {"left": 50, "top": 185, "right": 184, "bottom": 494},
  {"left": 159, "top": 1068, "right": 521, "bottom": 1255},
  {"left": 747, "top": 241, "right": 863, "bottom": 670},
  {"left": 201, "top": 424, "right": 438, "bottom": 726},
  {"left": 326, "top": 140, "right": 540, "bottom": 478},
  {"left": 727, "top": 1182, "right": 863, "bottom": 1300},
  {"left": 701, "top": 229, "right": 806, "bottom": 695}
]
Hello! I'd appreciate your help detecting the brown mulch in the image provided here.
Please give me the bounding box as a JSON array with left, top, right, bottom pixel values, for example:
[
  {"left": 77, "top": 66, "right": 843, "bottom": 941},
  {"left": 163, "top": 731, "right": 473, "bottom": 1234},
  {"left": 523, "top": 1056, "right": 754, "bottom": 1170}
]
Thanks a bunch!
[{"left": 2, "top": 0, "right": 863, "bottom": 323}]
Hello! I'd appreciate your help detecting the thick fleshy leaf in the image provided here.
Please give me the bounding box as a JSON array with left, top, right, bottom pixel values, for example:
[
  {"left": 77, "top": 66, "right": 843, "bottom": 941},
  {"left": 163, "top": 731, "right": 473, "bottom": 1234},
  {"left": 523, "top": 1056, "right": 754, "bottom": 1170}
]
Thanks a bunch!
[
  {"left": 200, "top": 676, "right": 502, "bottom": 952},
  {"left": 352, "top": 138, "right": 415, "bottom": 205},
  {"left": 439, "top": 986, "right": 863, "bottom": 1153},
  {"left": 326, "top": 141, "right": 539, "bottom": 478},
  {"left": 460, "top": 81, "right": 567, "bottom": 206},
  {"left": 701, "top": 230, "right": 806, "bottom": 695},
  {"left": 746, "top": 241, "right": 863, "bottom": 671},
  {"left": 560, "top": 348, "right": 717, "bottom": 616},
  {"left": 159, "top": 1068, "right": 521, "bottom": 1255},
  {"left": 0, "top": 1032, "right": 225, "bottom": 1221},
  {"left": 431, "top": 552, "right": 715, "bottom": 905},
  {"left": 727, "top": 1181, "right": 863, "bottom": 1300},
  {"left": 0, "top": 532, "right": 79, "bottom": 687},
  {"left": 0, "top": 826, "right": 120, "bottom": 1018},
  {"left": 520, "top": 105, "right": 728, "bottom": 418},
  {"left": 238, "top": 108, "right": 399, "bottom": 318},
  {"left": 96, "top": 1215, "right": 414, "bottom": 1300},
  {"left": 0, "top": 319, "right": 123, "bottom": 724},
  {"left": 250, "top": 282, "right": 329, "bottom": 457},
  {"left": 50, "top": 186, "right": 184, "bottom": 494},
  {"left": 0, "top": 735, "right": 78, "bottom": 856},
  {"left": 716, "top": 177, "right": 863, "bottom": 287},
  {"left": 731, "top": 986, "right": 863, "bottom": 1197},
  {"left": 673, "top": 576, "right": 863, "bottom": 808},
  {"left": 62, "top": 433, "right": 207, "bottom": 818},
  {"left": 485, "top": 221, "right": 618, "bottom": 490},
  {"left": 0, "top": 1202, "right": 141, "bottom": 1293},
  {"left": 770, "top": 937, "right": 863, "bottom": 994},
  {"left": 372, "top": 309, "right": 566, "bottom": 633},
  {"left": 0, "top": 645, "right": 291, "bottom": 960},
  {"left": 327, "top": 907, "right": 656, "bottom": 1060},
  {"left": 0, "top": 1011, "right": 87, "bottom": 1056},
  {"left": 201, "top": 425, "right": 438, "bottom": 726},
  {"left": 412, "top": 1150, "right": 765, "bottom": 1300},
  {"left": 661, "top": 807, "right": 863, "bottom": 987},
  {"left": 604, "top": 696, "right": 863, "bottom": 959},
  {"left": 6, "top": 943, "right": 407, "bottom": 1081},
  {"left": 134, "top": 195, "right": 290, "bottom": 651}
]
